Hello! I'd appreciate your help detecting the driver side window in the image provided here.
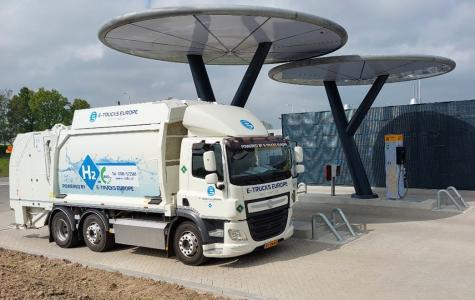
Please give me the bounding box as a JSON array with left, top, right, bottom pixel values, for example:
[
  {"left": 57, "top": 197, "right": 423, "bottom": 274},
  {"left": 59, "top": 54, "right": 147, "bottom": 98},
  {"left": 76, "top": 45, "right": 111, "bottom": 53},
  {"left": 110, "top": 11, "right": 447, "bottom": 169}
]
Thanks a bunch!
[{"left": 192, "top": 143, "right": 224, "bottom": 181}]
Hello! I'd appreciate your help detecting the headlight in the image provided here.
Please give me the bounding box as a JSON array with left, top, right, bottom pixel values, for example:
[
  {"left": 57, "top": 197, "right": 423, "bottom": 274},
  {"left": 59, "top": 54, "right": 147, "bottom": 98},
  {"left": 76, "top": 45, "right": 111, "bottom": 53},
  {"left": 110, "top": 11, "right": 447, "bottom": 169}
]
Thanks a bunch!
[{"left": 228, "top": 229, "right": 248, "bottom": 241}]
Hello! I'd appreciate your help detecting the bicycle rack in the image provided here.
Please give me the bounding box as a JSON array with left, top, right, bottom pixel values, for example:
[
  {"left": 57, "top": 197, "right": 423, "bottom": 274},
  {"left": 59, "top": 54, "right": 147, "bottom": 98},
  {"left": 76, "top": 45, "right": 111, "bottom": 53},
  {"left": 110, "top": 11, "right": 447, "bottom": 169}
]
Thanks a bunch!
[
  {"left": 447, "top": 186, "right": 468, "bottom": 208},
  {"left": 311, "top": 208, "right": 355, "bottom": 242},
  {"left": 437, "top": 186, "right": 468, "bottom": 211},
  {"left": 330, "top": 208, "right": 356, "bottom": 237}
]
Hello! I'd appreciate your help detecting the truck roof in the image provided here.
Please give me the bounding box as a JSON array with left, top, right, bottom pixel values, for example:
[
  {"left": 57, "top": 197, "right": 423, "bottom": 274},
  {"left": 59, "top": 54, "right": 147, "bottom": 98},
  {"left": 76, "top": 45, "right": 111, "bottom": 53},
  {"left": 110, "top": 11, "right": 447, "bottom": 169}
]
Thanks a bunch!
[
  {"left": 183, "top": 104, "right": 268, "bottom": 137},
  {"left": 71, "top": 99, "right": 199, "bottom": 130},
  {"left": 71, "top": 100, "right": 268, "bottom": 137}
]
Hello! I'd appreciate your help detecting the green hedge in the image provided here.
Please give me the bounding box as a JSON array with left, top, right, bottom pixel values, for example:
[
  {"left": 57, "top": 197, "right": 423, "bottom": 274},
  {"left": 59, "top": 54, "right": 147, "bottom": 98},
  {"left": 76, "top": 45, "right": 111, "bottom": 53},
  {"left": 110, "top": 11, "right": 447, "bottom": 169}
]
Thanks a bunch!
[{"left": 0, "top": 157, "right": 8, "bottom": 177}]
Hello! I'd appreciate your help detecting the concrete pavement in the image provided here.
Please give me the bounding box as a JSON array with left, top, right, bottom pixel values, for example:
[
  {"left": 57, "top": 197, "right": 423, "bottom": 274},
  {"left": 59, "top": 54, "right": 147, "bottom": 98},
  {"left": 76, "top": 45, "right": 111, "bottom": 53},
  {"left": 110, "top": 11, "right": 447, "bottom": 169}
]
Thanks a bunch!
[
  {"left": 1, "top": 184, "right": 475, "bottom": 299},
  {"left": 0, "top": 182, "right": 10, "bottom": 213}
]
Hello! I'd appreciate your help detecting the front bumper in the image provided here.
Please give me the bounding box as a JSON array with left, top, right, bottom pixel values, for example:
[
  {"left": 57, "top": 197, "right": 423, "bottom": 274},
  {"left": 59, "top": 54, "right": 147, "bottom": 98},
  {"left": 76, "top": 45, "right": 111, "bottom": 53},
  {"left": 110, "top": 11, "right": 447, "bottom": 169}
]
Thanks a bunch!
[{"left": 203, "top": 209, "right": 294, "bottom": 258}]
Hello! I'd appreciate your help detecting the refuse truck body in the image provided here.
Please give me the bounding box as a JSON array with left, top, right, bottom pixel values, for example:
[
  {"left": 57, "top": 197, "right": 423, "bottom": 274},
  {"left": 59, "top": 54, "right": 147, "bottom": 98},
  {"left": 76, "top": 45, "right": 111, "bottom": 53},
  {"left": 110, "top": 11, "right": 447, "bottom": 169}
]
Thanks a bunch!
[{"left": 9, "top": 99, "right": 305, "bottom": 265}]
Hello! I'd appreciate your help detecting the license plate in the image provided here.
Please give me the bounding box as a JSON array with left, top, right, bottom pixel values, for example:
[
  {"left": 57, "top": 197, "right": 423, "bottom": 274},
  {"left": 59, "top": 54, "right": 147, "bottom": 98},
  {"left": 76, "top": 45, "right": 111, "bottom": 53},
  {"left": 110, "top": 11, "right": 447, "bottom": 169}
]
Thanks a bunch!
[{"left": 264, "top": 240, "right": 278, "bottom": 249}]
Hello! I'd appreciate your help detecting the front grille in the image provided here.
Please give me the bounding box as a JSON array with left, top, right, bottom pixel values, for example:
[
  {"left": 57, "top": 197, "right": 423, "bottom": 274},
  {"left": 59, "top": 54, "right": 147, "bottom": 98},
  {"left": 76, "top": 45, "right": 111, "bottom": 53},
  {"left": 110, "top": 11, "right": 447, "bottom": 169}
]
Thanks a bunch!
[{"left": 247, "top": 205, "right": 289, "bottom": 242}]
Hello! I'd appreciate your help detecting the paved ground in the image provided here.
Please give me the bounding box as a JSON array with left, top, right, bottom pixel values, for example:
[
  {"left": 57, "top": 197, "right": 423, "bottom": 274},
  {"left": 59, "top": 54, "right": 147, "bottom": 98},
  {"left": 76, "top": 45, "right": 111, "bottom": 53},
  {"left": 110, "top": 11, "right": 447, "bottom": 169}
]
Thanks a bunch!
[
  {"left": 0, "top": 177, "right": 9, "bottom": 213},
  {"left": 1, "top": 183, "right": 475, "bottom": 299}
]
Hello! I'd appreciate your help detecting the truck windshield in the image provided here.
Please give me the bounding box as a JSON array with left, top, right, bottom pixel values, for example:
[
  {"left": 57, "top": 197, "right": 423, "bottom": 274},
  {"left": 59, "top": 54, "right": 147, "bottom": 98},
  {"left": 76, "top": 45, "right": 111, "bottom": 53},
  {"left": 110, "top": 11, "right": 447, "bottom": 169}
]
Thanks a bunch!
[{"left": 225, "top": 137, "right": 291, "bottom": 186}]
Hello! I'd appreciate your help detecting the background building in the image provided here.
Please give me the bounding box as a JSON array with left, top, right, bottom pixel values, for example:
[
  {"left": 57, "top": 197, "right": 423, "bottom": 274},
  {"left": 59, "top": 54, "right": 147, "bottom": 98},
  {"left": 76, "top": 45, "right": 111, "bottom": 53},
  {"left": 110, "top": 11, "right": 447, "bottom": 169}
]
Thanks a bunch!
[{"left": 283, "top": 99, "right": 475, "bottom": 190}]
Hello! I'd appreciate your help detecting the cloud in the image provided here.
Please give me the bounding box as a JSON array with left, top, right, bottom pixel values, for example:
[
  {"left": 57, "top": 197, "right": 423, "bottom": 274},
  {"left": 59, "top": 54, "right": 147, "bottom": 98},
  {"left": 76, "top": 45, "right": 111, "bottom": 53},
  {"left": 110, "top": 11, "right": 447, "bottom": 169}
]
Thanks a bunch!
[
  {"left": 0, "top": 0, "right": 473, "bottom": 127},
  {"left": 74, "top": 44, "right": 105, "bottom": 62}
]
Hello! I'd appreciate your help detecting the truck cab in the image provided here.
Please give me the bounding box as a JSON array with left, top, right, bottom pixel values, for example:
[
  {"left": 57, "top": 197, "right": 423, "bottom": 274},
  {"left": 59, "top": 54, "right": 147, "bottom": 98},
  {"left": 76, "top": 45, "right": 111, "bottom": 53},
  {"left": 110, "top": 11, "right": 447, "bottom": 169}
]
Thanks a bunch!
[
  {"left": 172, "top": 104, "right": 303, "bottom": 263},
  {"left": 178, "top": 135, "right": 298, "bottom": 259},
  {"left": 9, "top": 100, "right": 305, "bottom": 265}
]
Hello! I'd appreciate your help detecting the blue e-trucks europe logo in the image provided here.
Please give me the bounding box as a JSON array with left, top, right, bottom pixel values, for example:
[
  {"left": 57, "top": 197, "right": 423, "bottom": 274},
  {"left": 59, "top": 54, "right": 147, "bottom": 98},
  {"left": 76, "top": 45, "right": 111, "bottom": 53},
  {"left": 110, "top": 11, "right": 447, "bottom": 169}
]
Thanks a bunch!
[
  {"left": 240, "top": 119, "right": 254, "bottom": 130},
  {"left": 207, "top": 186, "right": 215, "bottom": 196},
  {"left": 89, "top": 111, "right": 97, "bottom": 122}
]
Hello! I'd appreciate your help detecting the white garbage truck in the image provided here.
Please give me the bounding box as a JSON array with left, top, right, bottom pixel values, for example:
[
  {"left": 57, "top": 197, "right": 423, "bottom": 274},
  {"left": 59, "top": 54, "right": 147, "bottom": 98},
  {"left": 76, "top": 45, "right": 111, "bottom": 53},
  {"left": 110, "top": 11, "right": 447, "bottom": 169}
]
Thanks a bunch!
[{"left": 9, "top": 100, "right": 305, "bottom": 265}]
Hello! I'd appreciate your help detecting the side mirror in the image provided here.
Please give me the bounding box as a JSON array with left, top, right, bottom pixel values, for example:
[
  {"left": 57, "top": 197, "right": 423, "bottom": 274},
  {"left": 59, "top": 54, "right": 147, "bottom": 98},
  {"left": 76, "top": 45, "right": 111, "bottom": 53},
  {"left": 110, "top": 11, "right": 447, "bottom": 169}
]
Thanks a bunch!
[
  {"left": 294, "top": 146, "right": 304, "bottom": 164},
  {"left": 205, "top": 173, "right": 218, "bottom": 185},
  {"left": 203, "top": 151, "right": 217, "bottom": 172},
  {"left": 295, "top": 164, "right": 305, "bottom": 174}
]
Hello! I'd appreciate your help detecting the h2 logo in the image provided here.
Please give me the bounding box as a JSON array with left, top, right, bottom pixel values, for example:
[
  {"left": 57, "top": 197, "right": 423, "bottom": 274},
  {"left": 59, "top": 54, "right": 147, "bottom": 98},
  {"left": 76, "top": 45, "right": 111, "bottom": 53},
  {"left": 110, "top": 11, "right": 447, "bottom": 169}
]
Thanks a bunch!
[
  {"left": 81, "top": 165, "right": 96, "bottom": 180},
  {"left": 79, "top": 155, "right": 99, "bottom": 190}
]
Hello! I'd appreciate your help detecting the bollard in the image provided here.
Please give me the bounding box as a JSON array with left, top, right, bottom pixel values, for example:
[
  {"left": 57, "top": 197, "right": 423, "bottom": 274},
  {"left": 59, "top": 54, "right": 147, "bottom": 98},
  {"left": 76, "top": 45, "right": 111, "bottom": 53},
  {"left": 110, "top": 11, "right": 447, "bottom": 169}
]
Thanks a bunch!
[{"left": 325, "top": 164, "right": 341, "bottom": 196}]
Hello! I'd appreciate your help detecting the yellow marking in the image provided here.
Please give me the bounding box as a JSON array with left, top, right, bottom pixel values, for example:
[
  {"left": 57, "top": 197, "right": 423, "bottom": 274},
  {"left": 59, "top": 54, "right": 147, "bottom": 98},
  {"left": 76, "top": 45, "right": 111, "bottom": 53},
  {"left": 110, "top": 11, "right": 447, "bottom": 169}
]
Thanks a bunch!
[{"left": 385, "top": 134, "right": 403, "bottom": 142}]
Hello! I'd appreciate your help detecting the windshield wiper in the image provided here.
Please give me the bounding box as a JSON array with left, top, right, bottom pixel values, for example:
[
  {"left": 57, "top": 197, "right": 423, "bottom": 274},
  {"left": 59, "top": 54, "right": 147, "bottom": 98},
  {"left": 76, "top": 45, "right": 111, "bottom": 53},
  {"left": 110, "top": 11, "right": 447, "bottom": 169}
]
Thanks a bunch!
[
  {"left": 261, "top": 169, "right": 290, "bottom": 181},
  {"left": 233, "top": 151, "right": 249, "bottom": 160},
  {"left": 254, "top": 173, "right": 268, "bottom": 183}
]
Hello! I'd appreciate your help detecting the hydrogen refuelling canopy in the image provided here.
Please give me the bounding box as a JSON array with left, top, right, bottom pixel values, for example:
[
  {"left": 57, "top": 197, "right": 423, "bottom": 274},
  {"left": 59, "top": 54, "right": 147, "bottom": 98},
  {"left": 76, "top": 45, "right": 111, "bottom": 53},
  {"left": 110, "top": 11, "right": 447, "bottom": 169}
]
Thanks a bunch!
[
  {"left": 98, "top": 5, "right": 347, "bottom": 107},
  {"left": 269, "top": 55, "right": 455, "bottom": 86},
  {"left": 269, "top": 55, "right": 456, "bottom": 198}
]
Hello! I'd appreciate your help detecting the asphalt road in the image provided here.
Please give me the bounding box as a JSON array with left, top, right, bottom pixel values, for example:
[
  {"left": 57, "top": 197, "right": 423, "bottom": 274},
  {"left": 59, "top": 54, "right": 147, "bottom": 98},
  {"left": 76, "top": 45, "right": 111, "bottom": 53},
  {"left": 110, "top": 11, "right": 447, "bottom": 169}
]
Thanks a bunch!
[{"left": 0, "top": 180, "right": 9, "bottom": 213}]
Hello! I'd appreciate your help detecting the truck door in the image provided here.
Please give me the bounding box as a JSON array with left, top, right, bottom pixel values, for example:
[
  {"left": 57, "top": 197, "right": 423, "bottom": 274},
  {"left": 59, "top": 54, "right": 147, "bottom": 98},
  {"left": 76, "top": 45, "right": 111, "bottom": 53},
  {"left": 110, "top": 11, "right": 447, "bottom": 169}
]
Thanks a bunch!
[{"left": 184, "top": 142, "right": 225, "bottom": 216}]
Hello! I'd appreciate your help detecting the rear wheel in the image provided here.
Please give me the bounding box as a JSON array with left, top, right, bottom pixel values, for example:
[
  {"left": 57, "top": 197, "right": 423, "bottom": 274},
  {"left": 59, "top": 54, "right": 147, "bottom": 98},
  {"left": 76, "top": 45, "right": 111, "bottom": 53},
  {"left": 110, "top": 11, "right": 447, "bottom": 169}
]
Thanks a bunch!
[
  {"left": 51, "top": 211, "right": 78, "bottom": 248},
  {"left": 82, "top": 214, "right": 114, "bottom": 252},
  {"left": 173, "top": 221, "right": 206, "bottom": 266}
]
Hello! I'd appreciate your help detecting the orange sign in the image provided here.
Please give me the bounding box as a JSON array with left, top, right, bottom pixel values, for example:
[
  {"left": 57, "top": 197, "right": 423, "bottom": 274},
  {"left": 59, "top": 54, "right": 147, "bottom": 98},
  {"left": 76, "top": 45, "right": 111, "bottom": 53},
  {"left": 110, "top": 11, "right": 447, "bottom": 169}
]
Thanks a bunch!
[{"left": 384, "top": 134, "right": 403, "bottom": 142}]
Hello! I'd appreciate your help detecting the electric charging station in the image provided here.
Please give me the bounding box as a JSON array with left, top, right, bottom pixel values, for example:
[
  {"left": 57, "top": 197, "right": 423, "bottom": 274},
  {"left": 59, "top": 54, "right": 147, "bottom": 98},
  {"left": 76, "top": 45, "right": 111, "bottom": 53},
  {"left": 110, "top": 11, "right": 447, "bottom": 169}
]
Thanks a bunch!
[{"left": 384, "top": 134, "right": 407, "bottom": 199}]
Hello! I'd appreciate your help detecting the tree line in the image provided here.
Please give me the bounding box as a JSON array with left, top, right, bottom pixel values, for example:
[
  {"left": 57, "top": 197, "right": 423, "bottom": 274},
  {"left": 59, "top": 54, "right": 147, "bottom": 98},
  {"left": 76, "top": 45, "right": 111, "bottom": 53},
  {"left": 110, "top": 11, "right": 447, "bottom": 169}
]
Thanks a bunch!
[{"left": 0, "top": 87, "right": 90, "bottom": 144}]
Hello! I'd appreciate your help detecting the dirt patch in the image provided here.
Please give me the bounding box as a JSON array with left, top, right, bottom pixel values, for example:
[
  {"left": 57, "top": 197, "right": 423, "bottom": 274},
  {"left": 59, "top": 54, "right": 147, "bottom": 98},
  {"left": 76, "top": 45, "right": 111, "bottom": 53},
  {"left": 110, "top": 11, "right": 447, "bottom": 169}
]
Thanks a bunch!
[{"left": 0, "top": 248, "right": 229, "bottom": 300}]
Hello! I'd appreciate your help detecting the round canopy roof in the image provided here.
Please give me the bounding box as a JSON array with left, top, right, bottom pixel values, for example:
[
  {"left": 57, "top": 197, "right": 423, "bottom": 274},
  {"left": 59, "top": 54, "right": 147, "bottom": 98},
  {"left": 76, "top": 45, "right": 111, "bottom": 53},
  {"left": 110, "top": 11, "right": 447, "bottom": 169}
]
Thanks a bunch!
[
  {"left": 98, "top": 5, "right": 348, "bottom": 65},
  {"left": 268, "top": 55, "right": 456, "bottom": 86}
]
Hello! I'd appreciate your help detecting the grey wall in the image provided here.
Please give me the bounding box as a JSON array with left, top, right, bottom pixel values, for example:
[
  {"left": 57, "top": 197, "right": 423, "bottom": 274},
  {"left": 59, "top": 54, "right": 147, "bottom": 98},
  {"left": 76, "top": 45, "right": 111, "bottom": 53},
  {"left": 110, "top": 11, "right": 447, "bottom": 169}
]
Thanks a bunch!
[{"left": 282, "top": 99, "right": 475, "bottom": 190}]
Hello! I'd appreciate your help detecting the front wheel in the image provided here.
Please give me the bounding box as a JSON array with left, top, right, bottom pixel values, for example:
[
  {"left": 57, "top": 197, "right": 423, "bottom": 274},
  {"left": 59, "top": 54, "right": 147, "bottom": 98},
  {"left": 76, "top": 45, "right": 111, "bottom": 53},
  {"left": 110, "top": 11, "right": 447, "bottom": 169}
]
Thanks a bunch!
[
  {"left": 173, "top": 221, "right": 206, "bottom": 266},
  {"left": 82, "top": 214, "right": 115, "bottom": 252}
]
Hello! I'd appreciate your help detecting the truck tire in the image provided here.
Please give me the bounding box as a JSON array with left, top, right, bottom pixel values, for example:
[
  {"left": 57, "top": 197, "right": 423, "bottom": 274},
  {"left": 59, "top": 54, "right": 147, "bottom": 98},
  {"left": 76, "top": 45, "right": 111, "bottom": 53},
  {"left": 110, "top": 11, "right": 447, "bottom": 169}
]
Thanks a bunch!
[
  {"left": 51, "top": 211, "right": 78, "bottom": 248},
  {"left": 82, "top": 214, "right": 114, "bottom": 252},
  {"left": 173, "top": 221, "right": 207, "bottom": 266}
]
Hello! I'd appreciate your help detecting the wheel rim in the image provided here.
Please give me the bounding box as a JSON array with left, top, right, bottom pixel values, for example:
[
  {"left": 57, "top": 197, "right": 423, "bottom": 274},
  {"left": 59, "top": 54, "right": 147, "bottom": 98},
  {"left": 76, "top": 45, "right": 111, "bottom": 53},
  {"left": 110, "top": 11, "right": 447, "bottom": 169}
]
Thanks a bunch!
[
  {"left": 178, "top": 231, "right": 199, "bottom": 257},
  {"left": 56, "top": 219, "right": 69, "bottom": 242},
  {"left": 86, "top": 222, "right": 102, "bottom": 244}
]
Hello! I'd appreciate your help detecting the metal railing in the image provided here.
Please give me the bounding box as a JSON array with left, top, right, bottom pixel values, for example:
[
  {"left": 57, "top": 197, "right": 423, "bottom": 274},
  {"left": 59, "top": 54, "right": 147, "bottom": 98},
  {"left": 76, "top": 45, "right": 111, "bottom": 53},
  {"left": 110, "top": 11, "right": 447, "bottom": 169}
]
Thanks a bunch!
[
  {"left": 437, "top": 186, "right": 468, "bottom": 211},
  {"left": 311, "top": 213, "right": 343, "bottom": 241},
  {"left": 297, "top": 182, "right": 307, "bottom": 194},
  {"left": 311, "top": 208, "right": 355, "bottom": 242},
  {"left": 330, "top": 208, "right": 356, "bottom": 237}
]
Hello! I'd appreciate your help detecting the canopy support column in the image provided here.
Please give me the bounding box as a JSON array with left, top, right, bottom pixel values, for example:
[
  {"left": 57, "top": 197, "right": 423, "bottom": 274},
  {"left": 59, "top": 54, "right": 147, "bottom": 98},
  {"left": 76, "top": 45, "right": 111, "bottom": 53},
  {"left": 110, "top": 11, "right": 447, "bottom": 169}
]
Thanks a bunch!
[
  {"left": 231, "top": 42, "right": 272, "bottom": 107},
  {"left": 187, "top": 55, "right": 216, "bottom": 102},
  {"left": 346, "top": 75, "right": 389, "bottom": 135},
  {"left": 323, "top": 80, "right": 378, "bottom": 199}
]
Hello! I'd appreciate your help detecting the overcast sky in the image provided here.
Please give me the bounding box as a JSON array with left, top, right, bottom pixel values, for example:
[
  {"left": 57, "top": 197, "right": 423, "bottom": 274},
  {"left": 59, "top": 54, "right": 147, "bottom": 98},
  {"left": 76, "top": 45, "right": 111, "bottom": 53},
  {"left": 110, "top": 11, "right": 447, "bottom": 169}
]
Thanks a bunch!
[{"left": 1, "top": 0, "right": 473, "bottom": 126}]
